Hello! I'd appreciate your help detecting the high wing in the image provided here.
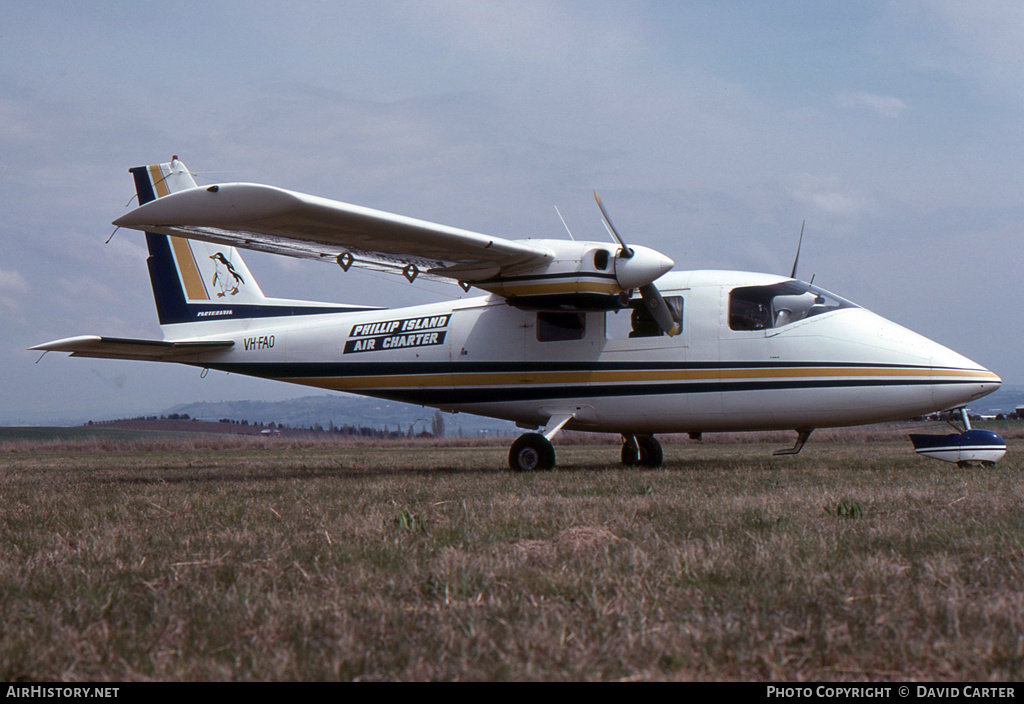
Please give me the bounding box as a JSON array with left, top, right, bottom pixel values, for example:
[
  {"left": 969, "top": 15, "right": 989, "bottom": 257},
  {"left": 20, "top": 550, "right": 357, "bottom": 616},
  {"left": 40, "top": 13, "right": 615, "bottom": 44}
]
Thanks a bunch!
[
  {"left": 113, "top": 180, "right": 553, "bottom": 283},
  {"left": 31, "top": 336, "right": 234, "bottom": 362},
  {"left": 112, "top": 159, "right": 676, "bottom": 327}
]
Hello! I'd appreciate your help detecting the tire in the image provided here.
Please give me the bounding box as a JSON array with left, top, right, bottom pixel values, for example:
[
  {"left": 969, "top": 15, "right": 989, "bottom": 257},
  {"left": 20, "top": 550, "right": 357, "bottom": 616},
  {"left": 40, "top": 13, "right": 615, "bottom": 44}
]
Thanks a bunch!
[
  {"left": 621, "top": 437, "right": 641, "bottom": 466},
  {"left": 622, "top": 435, "right": 663, "bottom": 468},
  {"left": 509, "top": 433, "right": 556, "bottom": 472},
  {"left": 636, "top": 435, "right": 663, "bottom": 468}
]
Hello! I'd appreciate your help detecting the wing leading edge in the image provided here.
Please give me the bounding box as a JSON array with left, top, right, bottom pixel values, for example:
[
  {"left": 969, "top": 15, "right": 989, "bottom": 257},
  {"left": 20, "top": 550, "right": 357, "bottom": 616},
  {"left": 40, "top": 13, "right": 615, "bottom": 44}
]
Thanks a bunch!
[{"left": 113, "top": 183, "right": 553, "bottom": 283}]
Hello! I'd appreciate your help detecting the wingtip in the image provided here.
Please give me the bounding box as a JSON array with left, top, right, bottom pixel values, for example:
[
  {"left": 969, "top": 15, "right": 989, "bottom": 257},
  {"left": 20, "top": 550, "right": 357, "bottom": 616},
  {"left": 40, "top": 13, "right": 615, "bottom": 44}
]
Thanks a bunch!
[{"left": 29, "top": 335, "right": 103, "bottom": 352}]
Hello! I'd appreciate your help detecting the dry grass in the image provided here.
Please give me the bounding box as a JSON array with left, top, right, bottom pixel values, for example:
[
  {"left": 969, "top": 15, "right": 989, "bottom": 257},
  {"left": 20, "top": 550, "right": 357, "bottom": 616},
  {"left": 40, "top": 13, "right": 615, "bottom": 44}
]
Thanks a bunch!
[
  {"left": 0, "top": 428, "right": 1022, "bottom": 681},
  {"left": 3, "top": 420, "right": 1020, "bottom": 455}
]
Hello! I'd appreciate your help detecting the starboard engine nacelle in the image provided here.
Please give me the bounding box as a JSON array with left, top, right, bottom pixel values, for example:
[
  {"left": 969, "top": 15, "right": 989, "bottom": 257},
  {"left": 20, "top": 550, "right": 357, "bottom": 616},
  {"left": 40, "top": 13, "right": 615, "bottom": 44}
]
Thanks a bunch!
[{"left": 470, "top": 239, "right": 674, "bottom": 313}]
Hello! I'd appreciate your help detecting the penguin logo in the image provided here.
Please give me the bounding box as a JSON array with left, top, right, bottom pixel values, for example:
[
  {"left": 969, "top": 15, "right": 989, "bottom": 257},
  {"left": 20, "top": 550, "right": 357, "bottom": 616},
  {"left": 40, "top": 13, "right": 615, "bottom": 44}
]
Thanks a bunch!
[{"left": 209, "top": 252, "right": 245, "bottom": 297}]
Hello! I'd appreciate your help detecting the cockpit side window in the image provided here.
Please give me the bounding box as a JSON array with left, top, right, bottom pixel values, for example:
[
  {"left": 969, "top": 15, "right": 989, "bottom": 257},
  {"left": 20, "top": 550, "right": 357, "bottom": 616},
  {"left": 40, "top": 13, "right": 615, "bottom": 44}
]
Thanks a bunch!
[
  {"left": 729, "top": 289, "right": 773, "bottom": 330},
  {"left": 729, "top": 281, "right": 856, "bottom": 331}
]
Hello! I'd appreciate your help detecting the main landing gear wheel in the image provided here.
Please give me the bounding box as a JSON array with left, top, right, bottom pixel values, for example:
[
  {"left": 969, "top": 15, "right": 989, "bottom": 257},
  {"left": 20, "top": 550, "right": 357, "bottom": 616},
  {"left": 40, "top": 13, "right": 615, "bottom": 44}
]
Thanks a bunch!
[
  {"left": 509, "top": 433, "right": 556, "bottom": 472},
  {"left": 621, "top": 435, "right": 663, "bottom": 468}
]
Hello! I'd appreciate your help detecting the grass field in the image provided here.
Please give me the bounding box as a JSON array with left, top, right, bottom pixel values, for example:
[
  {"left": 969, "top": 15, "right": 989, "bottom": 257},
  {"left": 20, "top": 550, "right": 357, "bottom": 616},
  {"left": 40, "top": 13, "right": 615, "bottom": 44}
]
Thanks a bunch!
[{"left": 1, "top": 426, "right": 1022, "bottom": 681}]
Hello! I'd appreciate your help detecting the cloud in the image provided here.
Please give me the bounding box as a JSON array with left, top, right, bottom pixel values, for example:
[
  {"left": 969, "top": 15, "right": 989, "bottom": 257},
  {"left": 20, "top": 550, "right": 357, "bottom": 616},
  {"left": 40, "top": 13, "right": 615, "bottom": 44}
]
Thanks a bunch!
[
  {"left": 835, "top": 92, "right": 909, "bottom": 118},
  {"left": 0, "top": 268, "right": 29, "bottom": 293},
  {"left": 0, "top": 268, "right": 29, "bottom": 313},
  {"left": 402, "top": 1, "right": 644, "bottom": 65},
  {"left": 788, "top": 175, "right": 870, "bottom": 221},
  {"left": 0, "top": 297, "right": 22, "bottom": 314},
  {"left": 57, "top": 275, "right": 122, "bottom": 308},
  {"left": 896, "top": 1, "right": 1024, "bottom": 104}
]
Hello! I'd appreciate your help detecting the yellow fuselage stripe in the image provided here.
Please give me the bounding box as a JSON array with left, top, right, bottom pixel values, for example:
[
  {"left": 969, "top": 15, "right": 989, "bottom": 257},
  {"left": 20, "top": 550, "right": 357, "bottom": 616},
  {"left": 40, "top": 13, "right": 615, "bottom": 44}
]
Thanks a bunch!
[
  {"left": 272, "top": 367, "right": 999, "bottom": 391},
  {"left": 478, "top": 280, "right": 622, "bottom": 296}
]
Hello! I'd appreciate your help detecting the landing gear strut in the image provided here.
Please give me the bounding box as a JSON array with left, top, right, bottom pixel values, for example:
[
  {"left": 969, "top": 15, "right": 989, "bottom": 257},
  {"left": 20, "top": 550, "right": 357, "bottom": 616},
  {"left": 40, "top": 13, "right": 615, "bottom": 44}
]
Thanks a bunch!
[
  {"left": 774, "top": 428, "right": 814, "bottom": 456},
  {"left": 508, "top": 432, "right": 556, "bottom": 472},
  {"left": 621, "top": 434, "right": 663, "bottom": 467}
]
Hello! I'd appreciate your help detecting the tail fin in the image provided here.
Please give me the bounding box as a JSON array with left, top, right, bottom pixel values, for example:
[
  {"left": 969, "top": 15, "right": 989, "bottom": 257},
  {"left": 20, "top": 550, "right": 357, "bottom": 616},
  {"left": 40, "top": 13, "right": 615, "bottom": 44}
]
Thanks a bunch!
[{"left": 129, "top": 158, "right": 369, "bottom": 331}]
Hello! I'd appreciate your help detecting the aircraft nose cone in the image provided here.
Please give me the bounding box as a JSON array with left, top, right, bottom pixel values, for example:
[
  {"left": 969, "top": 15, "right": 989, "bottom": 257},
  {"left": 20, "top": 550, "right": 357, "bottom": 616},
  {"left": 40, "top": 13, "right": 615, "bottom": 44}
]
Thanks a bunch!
[
  {"left": 838, "top": 310, "right": 1002, "bottom": 417},
  {"left": 938, "top": 358, "right": 1002, "bottom": 409},
  {"left": 911, "top": 325, "right": 1002, "bottom": 410}
]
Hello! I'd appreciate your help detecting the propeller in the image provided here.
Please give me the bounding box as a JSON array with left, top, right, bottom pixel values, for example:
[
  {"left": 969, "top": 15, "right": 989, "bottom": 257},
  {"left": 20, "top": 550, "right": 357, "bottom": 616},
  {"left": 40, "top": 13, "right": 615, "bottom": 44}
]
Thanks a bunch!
[{"left": 594, "top": 192, "right": 680, "bottom": 336}]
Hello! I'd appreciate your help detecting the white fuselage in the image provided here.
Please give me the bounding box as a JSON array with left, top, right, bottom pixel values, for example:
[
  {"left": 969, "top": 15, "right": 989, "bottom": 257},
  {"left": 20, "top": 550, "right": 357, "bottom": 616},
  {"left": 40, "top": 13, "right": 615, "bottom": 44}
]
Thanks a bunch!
[{"left": 180, "top": 270, "right": 1000, "bottom": 435}]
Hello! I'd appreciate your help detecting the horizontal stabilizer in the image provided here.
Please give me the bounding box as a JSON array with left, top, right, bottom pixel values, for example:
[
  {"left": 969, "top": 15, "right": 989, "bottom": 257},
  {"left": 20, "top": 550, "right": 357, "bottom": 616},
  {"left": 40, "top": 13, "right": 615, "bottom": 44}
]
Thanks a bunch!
[{"left": 32, "top": 335, "right": 233, "bottom": 361}]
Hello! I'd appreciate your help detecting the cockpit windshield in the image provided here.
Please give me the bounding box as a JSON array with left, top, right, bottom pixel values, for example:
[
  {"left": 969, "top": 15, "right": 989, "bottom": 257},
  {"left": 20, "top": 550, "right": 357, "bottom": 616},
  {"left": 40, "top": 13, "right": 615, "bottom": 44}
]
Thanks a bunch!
[{"left": 729, "top": 280, "right": 858, "bottom": 331}]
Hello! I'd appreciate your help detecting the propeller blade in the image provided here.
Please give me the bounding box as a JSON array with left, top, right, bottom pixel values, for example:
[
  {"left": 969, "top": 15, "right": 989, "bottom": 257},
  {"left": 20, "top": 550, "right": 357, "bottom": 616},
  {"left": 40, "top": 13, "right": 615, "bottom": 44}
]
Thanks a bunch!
[
  {"left": 593, "top": 192, "right": 633, "bottom": 258},
  {"left": 639, "top": 283, "right": 680, "bottom": 337},
  {"left": 790, "top": 220, "right": 805, "bottom": 279}
]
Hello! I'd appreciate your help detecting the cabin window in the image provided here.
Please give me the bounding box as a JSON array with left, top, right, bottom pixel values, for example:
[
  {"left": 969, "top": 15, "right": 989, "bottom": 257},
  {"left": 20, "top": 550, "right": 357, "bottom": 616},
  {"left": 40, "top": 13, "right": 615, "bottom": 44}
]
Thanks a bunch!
[
  {"left": 729, "top": 281, "right": 857, "bottom": 331},
  {"left": 536, "top": 312, "right": 585, "bottom": 342},
  {"left": 606, "top": 296, "right": 683, "bottom": 339}
]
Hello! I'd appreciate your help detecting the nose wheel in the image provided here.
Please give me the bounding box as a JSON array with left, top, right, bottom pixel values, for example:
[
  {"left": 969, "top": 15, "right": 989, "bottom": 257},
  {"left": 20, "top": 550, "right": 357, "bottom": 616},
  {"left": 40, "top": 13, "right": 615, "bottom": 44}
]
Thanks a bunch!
[{"left": 621, "top": 434, "right": 663, "bottom": 467}]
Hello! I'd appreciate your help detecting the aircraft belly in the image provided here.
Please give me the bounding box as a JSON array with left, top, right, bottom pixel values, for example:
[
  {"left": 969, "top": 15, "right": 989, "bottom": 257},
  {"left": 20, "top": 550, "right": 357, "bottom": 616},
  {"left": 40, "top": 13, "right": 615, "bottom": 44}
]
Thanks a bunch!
[{"left": 750, "top": 386, "right": 935, "bottom": 430}]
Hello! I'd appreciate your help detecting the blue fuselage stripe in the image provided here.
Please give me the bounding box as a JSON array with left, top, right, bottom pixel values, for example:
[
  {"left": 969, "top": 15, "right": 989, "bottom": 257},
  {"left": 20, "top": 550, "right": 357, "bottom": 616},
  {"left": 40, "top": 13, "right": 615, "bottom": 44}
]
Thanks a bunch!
[{"left": 196, "top": 360, "right": 981, "bottom": 405}]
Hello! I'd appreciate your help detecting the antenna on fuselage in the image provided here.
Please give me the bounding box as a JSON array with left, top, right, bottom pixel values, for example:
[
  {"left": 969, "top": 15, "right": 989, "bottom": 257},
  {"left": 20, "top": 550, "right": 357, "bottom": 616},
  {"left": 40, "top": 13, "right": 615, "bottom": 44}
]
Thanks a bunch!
[
  {"left": 790, "top": 220, "right": 805, "bottom": 279},
  {"left": 554, "top": 206, "right": 576, "bottom": 241}
]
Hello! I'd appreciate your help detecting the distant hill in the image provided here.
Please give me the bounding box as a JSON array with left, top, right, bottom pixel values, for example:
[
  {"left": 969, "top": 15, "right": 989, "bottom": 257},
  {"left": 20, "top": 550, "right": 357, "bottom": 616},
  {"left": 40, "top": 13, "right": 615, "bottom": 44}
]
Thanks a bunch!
[
  {"left": 158, "top": 385, "right": 1024, "bottom": 438},
  {"left": 163, "top": 394, "right": 518, "bottom": 437},
  {"left": 975, "top": 384, "right": 1024, "bottom": 415}
]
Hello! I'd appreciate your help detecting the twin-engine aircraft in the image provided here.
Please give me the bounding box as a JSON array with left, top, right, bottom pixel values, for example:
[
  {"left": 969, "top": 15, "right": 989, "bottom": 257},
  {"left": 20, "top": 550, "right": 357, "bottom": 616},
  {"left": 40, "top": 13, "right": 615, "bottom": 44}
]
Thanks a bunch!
[{"left": 34, "top": 158, "right": 1006, "bottom": 470}]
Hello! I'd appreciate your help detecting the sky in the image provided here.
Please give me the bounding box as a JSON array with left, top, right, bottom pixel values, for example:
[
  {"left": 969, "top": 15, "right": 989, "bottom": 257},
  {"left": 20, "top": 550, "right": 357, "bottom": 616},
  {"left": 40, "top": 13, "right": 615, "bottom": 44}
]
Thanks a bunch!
[{"left": 2, "top": 1, "right": 1022, "bottom": 423}]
